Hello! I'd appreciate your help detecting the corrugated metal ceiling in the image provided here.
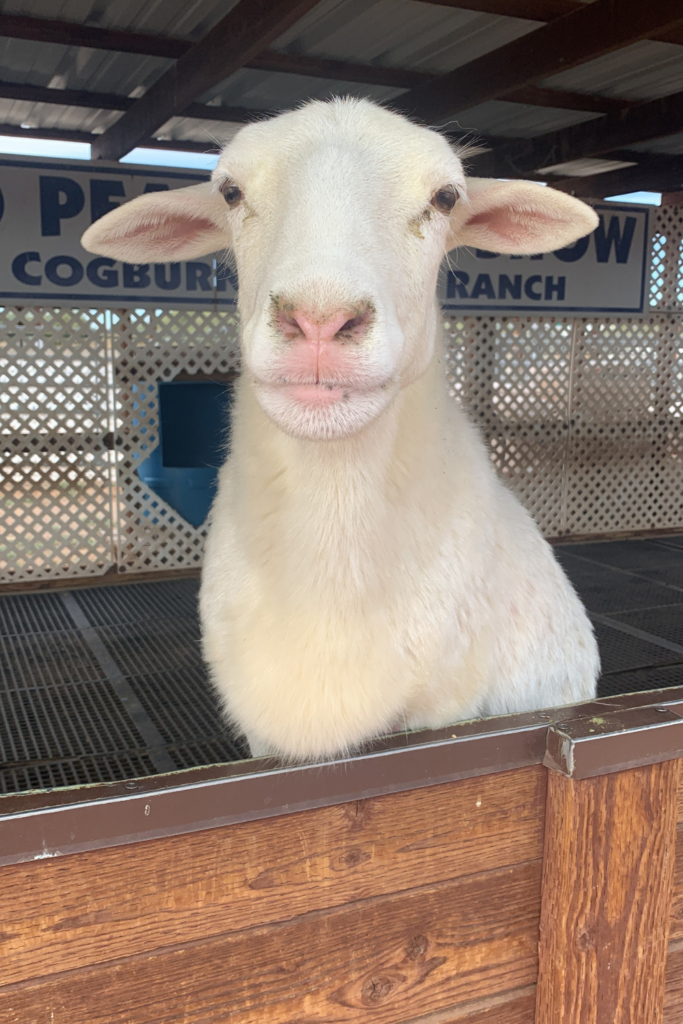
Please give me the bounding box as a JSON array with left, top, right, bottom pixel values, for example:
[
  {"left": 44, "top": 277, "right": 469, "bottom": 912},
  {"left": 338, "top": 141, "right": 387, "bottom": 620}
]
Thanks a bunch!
[{"left": 0, "top": 0, "right": 678, "bottom": 155}]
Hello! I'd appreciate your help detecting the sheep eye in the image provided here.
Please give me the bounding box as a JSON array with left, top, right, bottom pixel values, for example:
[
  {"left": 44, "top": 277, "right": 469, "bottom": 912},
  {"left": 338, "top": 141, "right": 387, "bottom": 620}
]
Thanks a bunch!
[
  {"left": 431, "top": 185, "right": 458, "bottom": 214},
  {"left": 220, "top": 179, "right": 243, "bottom": 207}
]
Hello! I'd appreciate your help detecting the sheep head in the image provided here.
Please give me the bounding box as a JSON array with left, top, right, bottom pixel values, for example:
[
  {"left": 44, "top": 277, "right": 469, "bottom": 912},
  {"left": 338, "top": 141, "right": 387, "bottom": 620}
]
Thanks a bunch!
[{"left": 82, "top": 98, "right": 598, "bottom": 441}]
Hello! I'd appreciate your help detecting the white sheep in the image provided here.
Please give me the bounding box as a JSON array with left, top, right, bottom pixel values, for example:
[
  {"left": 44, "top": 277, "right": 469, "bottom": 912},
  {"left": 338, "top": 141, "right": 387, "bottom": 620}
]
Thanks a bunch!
[{"left": 83, "top": 98, "right": 600, "bottom": 761}]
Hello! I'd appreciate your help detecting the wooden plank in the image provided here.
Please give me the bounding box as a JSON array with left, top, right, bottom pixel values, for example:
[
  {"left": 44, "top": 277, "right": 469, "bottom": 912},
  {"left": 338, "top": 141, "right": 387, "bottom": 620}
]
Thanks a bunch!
[
  {"left": 665, "top": 828, "right": 683, "bottom": 943},
  {"left": 0, "top": 766, "right": 545, "bottom": 985},
  {"left": 396, "top": 0, "right": 683, "bottom": 123},
  {"left": 0, "top": 862, "right": 542, "bottom": 1024},
  {"left": 400, "top": 986, "right": 536, "bottom": 1022},
  {"left": 480, "top": 89, "right": 683, "bottom": 178},
  {"left": 90, "top": 0, "right": 324, "bottom": 162},
  {"left": 536, "top": 760, "right": 679, "bottom": 1023},
  {"left": 665, "top": 939, "right": 683, "bottom": 1023}
]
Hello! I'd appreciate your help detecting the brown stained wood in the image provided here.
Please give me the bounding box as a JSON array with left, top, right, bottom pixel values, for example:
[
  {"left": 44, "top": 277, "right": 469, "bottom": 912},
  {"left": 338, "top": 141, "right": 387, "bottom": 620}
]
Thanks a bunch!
[
  {"left": 401, "top": 985, "right": 536, "bottom": 1022},
  {"left": 536, "top": 760, "right": 680, "bottom": 1024},
  {"left": 666, "top": 829, "right": 683, "bottom": 942},
  {"left": 665, "top": 940, "right": 683, "bottom": 1022},
  {"left": 0, "top": 766, "right": 545, "bottom": 986},
  {"left": 0, "top": 862, "right": 542, "bottom": 1024}
]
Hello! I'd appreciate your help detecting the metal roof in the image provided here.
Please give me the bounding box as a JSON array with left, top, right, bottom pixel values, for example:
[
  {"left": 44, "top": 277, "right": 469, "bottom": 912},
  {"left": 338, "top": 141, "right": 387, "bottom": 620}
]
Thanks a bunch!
[{"left": 0, "top": 0, "right": 679, "bottom": 165}]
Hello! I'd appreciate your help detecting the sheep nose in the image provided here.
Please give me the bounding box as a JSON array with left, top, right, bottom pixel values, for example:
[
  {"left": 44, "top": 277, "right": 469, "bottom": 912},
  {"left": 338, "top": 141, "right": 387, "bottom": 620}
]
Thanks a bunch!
[{"left": 277, "top": 303, "right": 372, "bottom": 345}]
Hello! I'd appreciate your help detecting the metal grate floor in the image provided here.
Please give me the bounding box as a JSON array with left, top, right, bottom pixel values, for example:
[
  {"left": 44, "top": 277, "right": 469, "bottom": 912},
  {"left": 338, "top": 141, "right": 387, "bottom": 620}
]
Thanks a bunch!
[
  {"left": 0, "top": 578, "right": 247, "bottom": 794},
  {"left": 1, "top": 535, "right": 683, "bottom": 793},
  {"left": 555, "top": 536, "right": 683, "bottom": 698}
]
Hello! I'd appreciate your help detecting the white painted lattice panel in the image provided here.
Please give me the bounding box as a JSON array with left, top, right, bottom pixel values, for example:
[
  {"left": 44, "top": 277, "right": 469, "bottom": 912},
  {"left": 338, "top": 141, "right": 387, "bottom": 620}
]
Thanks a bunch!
[
  {"left": 441, "top": 205, "right": 683, "bottom": 542},
  {"left": 0, "top": 307, "right": 115, "bottom": 583},
  {"left": 1, "top": 205, "right": 682, "bottom": 584},
  {"left": 111, "top": 307, "right": 241, "bottom": 574}
]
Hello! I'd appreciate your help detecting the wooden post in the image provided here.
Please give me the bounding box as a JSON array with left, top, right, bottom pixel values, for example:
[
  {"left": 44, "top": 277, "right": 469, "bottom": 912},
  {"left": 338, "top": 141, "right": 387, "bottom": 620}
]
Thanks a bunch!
[{"left": 536, "top": 754, "right": 680, "bottom": 1023}]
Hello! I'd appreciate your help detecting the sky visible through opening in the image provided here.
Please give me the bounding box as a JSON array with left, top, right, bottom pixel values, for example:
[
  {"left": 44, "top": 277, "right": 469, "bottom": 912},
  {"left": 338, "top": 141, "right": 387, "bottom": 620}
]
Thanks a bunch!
[
  {"left": 0, "top": 134, "right": 219, "bottom": 170},
  {"left": 0, "top": 134, "right": 660, "bottom": 203}
]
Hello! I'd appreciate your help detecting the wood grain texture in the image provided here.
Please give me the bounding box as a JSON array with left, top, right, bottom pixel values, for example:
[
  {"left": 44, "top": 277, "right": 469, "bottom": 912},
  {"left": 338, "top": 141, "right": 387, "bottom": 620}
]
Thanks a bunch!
[
  {"left": 0, "top": 862, "right": 541, "bottom": 1024},
  {"left": 0, "top": 766, "right": 545, "bottom": 986},
  {"left": 666, "top": 827, "right": 683, "bottom": 942},
  {"left": 536, "top": 760, "right": 680, "bottom": 1024},
  {"left": 401, "top": 985, "right": 536, "bottom": 1022},
  {"left": 665, "top": 940, "right": 683, "bottom": 1023}
]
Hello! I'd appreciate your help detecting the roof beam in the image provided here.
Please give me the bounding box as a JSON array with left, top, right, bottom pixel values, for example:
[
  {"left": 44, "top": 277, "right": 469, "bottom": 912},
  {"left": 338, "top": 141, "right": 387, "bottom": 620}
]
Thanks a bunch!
[
  {"left": 0, "top": 12, "right": 667, "bottom": 111},
  {"left": 397, "top": 0, "right": 683, "bottom": 123},
  {"left": 0, "top": 12, "right": 656, "bottom": 122},
  {"left": 474, "top": 90, "right": 683, "bottom": 177},
  {"left": 0, "top": 15, "right": 433, "bottom": 91},
  {"left": 0, "top": 79, "right": 273, "bottom": 124},
  {"left": 0, "top": 122, "right": 214, "bottom": 153},
  {"left": 246, "top": 50, "right": 430, "bottom": 88},
  {"left": 0, "top": 13, "right": 189, "bottom": 58},
  {"left": 549, "top": 154, "right": 683, "bottom": 197},
  {"left": 0, "top": 76, "right": 635, "bottom": 123},
  {"left": 503, "top": 86, "right": 636, "bottom": 115},
  {"left": 421, "top": 0, "right": 683, "bottom": 45},
  {"left": 423, "top": 0, "right": 580, "bottom": 18},
  {"left": 90, "top": 0, "right": 323, "bottom": 161}
]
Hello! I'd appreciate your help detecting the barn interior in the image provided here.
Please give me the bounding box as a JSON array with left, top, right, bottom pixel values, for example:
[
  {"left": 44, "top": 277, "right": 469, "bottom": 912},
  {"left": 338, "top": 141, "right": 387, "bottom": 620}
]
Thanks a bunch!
[{"left": 1, "top": 0, "right": 683, "bottom": 795}]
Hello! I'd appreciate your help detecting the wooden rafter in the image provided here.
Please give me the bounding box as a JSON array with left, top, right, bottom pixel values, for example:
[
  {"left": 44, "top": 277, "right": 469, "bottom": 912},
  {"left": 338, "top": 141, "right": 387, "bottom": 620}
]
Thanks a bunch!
[
  {"left": 549, "top": 155, "right": 683, "bottom": 198},
  {"left": 0, "top": 12, "right": 188, "bottom": 58},
  {"left": 502, "top": 87, "right": 636, "bottom": 116},
  {"left": 0, "top": 11, "right": 651, "bottom": 119},
  {"left": 90, "top": 0, "right": 324, "bottom": 161},
  {"left": 422, "top": 0, "right": 580, "bottom": 18},
  {"left": 475, "top": 90, "right": 683, "bottom": 178},
  {"left": 397, "top": 0, "right": 683, "bottom": 123},
  {"left": 0, "top": 80, "right": 272, "bottom": 124},
  {"left": 421, "top": 0, "right": 683, "bottom": 44},
  {"left": 0, "top": 76, "right": 637, "bottom": 125},
  {"left": 246, "top": 50, "right": 429, "bottom": 88}
]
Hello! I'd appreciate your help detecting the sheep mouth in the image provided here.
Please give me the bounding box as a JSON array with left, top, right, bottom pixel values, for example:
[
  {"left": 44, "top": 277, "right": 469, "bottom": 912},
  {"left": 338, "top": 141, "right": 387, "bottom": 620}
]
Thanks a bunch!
[{"left": 255, "top": 375, "right": 391, "bottom": 407}]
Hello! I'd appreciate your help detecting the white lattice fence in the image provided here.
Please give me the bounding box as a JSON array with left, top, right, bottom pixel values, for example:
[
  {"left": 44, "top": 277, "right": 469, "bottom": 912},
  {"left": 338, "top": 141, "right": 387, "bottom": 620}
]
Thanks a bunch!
[
  {"left": 0, "top": 308, "right": 115, "bottom": 584},
  {"left": 111, "top": 307, "right": 241, "bottom": 574},
  {"left": 1, "top": 205, "right": 682, "bottom": 584}
]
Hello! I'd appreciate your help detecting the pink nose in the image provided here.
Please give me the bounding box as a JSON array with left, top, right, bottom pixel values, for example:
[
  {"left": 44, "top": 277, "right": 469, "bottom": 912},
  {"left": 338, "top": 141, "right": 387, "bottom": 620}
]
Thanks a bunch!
[{"left": 277, "top": 305, "right": 371, "bottom": 345}]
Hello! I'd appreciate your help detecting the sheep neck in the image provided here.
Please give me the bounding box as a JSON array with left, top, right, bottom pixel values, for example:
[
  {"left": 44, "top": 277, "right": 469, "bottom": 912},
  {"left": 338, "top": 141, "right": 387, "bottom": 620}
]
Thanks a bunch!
[{"left": 233, "top": 350, "right": 450, "bottom": 603}]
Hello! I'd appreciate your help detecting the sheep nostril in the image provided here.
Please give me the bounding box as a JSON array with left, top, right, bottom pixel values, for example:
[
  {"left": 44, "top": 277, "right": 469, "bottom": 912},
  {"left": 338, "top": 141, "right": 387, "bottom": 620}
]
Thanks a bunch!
[{"left": 339, "top": 314, "right": 365, "bottom": 333}]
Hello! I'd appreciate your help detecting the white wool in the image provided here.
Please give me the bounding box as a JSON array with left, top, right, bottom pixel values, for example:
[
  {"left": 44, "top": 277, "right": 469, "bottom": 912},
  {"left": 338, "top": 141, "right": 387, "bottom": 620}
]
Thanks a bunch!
[{"left": 81, "top": 98, "right": 600, "bottom": 761}]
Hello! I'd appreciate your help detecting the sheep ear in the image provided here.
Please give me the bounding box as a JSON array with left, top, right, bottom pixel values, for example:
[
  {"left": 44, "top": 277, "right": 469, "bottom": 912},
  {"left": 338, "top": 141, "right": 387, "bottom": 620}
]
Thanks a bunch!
[
  {"left": 447, "top": 178, "right": 599, "bottom": 255},
  {"left": 81, "top": 182, "right": 230, "bottom": 262}
]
